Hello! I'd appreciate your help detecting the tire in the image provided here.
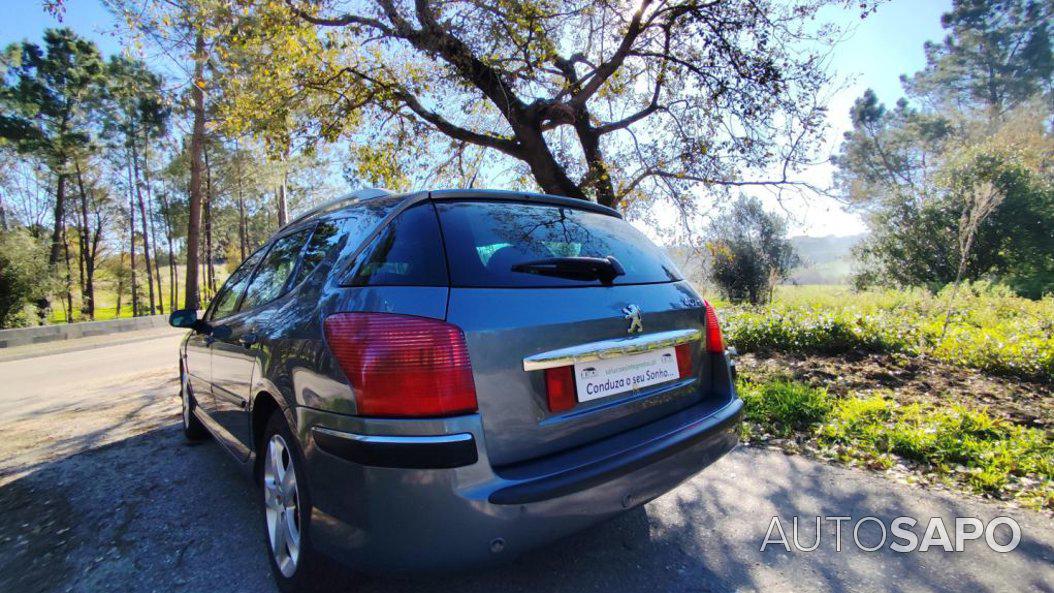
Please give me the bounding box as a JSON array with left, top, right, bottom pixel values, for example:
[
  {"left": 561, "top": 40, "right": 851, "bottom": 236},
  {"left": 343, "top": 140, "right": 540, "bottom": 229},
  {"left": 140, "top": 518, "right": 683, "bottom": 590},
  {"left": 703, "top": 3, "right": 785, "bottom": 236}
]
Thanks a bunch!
[
  {"left": 260, "top": 411, "right": 347, "bottom": 593},
  {"left": 180, "top": 364, "right": 209, "bottom": 441}
]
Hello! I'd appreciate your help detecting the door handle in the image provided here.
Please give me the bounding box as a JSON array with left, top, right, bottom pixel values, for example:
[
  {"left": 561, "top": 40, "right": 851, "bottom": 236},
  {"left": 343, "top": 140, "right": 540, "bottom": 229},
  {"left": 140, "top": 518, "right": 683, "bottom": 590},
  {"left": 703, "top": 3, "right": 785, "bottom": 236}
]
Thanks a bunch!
[{"left": 239, "top": 333, "right": 258, "bottom": 348}]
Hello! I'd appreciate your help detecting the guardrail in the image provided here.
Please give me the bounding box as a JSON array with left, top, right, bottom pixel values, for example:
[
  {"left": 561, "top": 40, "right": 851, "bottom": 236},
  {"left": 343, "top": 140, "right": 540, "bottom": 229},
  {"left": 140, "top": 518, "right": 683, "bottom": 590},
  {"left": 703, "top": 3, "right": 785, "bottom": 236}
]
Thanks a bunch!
[{"left": 0, "top": 315, "right": 170, "bottom": 348}]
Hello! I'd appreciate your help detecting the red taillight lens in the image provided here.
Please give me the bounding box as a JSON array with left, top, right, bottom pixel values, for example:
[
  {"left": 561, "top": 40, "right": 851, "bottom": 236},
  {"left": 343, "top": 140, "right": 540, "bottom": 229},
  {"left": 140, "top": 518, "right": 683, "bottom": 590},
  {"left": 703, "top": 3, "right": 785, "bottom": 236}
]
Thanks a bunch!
[
  {"left": 703, "top": 301, "right": 725, "bottom": 353},
  {"left": 545, "top": 366, "right": 576, "bottom": 413},
  {"left": 323, "top": 313, "right": 478, "bottom": 417},
  {"left": 675, "top": 342, "right": 693, "bottom": 378}
]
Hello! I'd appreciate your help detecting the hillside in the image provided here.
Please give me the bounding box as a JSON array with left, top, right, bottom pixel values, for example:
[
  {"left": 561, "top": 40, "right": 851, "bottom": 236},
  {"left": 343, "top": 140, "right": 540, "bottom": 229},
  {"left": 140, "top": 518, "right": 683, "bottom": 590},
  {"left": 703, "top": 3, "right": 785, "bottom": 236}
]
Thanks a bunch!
[{"left": 787, "top": 234, "right": 864, "bottom": 285}]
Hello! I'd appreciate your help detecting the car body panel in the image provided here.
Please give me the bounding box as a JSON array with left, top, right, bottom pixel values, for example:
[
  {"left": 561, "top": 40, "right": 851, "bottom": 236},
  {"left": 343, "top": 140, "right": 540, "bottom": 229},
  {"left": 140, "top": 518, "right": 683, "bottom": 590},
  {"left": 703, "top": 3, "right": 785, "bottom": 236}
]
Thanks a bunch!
[
  {"left": 447, "top": 281, "right": 709, "bottom": 466},
  {"left": 174, "top": 188, "right": 741, "bottom": 575}
]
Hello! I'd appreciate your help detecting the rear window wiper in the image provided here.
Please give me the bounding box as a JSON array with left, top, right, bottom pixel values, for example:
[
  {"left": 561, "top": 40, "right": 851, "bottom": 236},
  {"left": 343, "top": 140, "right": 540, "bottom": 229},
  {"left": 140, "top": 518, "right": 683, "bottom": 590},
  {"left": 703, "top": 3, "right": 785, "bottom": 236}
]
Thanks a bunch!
[{"left": 510, "top": 256, "right": 626, "bottom": 285}]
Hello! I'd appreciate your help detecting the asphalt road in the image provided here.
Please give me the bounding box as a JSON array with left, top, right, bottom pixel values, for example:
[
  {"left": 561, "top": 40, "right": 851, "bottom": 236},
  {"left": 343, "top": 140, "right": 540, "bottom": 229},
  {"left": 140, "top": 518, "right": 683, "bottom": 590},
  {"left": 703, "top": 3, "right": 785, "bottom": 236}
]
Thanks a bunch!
[{"left": 0, "top": 331, "right": 1051, "bottom": 593}]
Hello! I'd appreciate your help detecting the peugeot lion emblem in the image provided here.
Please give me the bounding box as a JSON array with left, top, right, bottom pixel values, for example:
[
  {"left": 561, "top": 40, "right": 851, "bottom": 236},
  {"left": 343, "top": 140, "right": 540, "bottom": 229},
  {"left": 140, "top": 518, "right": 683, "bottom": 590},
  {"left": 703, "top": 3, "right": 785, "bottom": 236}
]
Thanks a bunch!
[{"left": 623, "top": 304, "right": 643, "bottom": 334}]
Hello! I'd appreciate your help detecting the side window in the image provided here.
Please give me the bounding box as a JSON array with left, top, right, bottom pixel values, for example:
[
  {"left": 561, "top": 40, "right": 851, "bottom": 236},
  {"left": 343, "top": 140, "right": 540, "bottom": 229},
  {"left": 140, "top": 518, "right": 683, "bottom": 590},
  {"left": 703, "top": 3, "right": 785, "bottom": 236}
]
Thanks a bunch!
[
  {"left": 345, "top": 203, "right": 448, "bottom": 286},
  {"left": 239, "top": 229, "right": 311, "bottom": 312},
  {"left": 290, "top": 221, "right": 342, "bottom": 287},
  {"left": 208, "top": 248, "right": 266, "bottom": 321}
]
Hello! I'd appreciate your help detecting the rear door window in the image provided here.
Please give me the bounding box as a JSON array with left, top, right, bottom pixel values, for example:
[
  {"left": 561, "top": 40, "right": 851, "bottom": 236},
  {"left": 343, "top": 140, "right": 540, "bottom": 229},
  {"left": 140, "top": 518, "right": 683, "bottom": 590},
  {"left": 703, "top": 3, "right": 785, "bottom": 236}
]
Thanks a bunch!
[
  {"left": 239, "top": 228, "right": 312, "bottom": 311},
  {"left": 290, "top": 220, "right": 342, "bottom": 287},
  {"left": 344, "top": 203, "right": 448, "bottom": 286},
  {"left": 208, "top": 248, "right": 266, "bottom": 321},
  {"left": 435, "top": 200, "right": 682, "bottom": 287}
]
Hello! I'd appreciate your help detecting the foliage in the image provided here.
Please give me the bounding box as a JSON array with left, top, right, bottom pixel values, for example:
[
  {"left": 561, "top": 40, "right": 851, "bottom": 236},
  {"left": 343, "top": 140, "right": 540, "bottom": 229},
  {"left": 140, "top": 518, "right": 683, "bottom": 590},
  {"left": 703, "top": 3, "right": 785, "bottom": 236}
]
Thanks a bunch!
[
  {"left": 721, "top": 283, "right": 1054, "bottom": 383},
  {"left": 0, "top": 228, "right": 49, "bottom": 327},
  {"left": 902, "top": 0, "right": 1053, "bottom": 115},
  {"left": 0, "top": 28, "right": 105, "bottom": 169},
  {"left": 739, "top": 379, "right": 832, "bottom": 437},
  {"left": 177, "top": 0, "right": 880, "bottom": 210},
  {"left": 833, "top": 0, "right": 1054, "bottom": 296},
  {"left": 738, "top": 377, "right": 1054, "bottom": 509},
  {"left": 705, "top": 196, "right": 799, "bottom": 304}
]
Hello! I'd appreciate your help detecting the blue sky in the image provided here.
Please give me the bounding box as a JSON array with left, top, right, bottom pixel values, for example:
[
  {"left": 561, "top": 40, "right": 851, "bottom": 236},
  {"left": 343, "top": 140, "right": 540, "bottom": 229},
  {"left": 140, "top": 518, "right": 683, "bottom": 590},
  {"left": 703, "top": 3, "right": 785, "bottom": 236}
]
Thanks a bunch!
[{"left": 2, "top": 0, "right": 953, "bottom": 238}]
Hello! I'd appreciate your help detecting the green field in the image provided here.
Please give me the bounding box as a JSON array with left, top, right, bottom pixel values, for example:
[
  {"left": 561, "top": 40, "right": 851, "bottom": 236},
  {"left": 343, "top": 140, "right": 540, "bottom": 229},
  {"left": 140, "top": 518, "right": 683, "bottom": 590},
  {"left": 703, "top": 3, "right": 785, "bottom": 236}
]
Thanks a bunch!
[
  {"left": 721, "top": 284, "right": 1054, "bottom": 510},
  {"left": 46, "top": 265, "right": 229, "bottom": 324},
  {"left": 717, "top": 283, "right": 1054, "bottom": 382}
]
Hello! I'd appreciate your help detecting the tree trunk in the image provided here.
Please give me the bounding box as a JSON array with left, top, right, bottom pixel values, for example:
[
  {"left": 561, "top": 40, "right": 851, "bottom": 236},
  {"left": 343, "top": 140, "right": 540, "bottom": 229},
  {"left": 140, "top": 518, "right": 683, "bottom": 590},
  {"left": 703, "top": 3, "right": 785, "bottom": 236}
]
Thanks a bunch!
[
  {"left": 114, "top": 253, "right": 123, "bottom": 318},
  {"left": 131, "top": 137, "right": 157, "bottom": 316},
  {"left": 48, "top": 173, "right": 66, "bottom": 267},
  {"left": 516, "top": 126, "right": 587, "bottom": 201},
  {"left": 276, "top": 150, "right": 289, "bottom": 227},
  {"left": 142, "top": 139, "right": 165, "bottom": 314},
  {"left": 204, "top": 140, "right": 215, "bottom": 295},
  {"left": 237, "top": 183, "right": 247, "bottom": 261},
  {"left": 127, "top": 153, "right": 139, "bottom": 317},
  {"left": 184, "top": 31, "right": 206, "bottom": 312},
  {"left": 157, "top": 177, "right": 177, "bottom": 310},
  {"left": 62, "top": 224, "right": 74, "bottom": 323},
  {"left": 74, "top": 160, "right": 95, "bottom": 320}
]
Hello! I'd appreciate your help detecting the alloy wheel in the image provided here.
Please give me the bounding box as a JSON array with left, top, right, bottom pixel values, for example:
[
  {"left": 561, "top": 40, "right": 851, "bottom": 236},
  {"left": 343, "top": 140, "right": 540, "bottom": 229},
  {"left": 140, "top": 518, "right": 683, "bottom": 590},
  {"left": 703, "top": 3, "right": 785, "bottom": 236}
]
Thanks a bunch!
[{"left": 264, "top": 434, "right": 302, "bottom": 577}]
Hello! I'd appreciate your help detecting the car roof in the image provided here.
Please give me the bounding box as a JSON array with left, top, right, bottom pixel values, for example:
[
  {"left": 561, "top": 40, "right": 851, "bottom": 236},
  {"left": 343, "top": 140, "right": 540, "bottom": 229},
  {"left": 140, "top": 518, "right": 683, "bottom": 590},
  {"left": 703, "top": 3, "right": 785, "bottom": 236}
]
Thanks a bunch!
[{"left": 282, "top": 188, "right": 622, "bottom": 232}]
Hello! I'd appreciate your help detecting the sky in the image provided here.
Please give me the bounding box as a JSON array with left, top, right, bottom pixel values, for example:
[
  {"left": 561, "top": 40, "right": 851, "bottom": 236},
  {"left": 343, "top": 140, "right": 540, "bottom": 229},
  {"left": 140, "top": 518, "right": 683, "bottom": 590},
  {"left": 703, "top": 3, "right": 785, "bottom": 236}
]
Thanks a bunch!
[{"left": 1, "top": 0, "right": 953, "bottom": 239}]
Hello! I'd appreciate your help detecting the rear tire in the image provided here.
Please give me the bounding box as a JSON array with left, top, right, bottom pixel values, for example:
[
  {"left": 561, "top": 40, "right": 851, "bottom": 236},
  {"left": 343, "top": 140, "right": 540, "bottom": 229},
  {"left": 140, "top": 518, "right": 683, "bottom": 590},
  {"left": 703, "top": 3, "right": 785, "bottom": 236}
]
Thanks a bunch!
[
  {"left": 180, "top": 364, "right": 208, "bottom": 441},
  {"left": 261, "top": 411, "right": 348, "bottom": 593}
]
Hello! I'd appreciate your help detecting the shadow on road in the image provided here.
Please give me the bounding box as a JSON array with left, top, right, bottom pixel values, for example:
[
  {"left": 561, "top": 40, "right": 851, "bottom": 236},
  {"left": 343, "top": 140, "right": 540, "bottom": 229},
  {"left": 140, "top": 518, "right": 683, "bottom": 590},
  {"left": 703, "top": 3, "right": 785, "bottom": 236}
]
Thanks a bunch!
[{"left": 2, "top": 425, "right": 1052, "bottom": 593}]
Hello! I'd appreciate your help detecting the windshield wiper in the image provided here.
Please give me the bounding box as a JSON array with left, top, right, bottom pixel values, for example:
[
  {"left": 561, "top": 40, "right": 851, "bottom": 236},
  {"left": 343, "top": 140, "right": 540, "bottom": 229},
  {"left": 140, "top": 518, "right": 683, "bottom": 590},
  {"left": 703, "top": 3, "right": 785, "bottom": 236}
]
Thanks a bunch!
[{"left": 511, "top": 256, "right": 626, "bottom": 285}]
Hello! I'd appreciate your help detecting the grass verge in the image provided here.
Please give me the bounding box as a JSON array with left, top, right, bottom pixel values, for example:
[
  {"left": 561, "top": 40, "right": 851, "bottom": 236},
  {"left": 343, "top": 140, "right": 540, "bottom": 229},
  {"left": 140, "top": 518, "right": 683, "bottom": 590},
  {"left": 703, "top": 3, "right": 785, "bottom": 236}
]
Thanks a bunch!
[
  {"left": 738, "top": 378, "right": 1054, "bottom": 510},
  {"left": 720, "top": 283, "right": 1054, "bottom": 383}
]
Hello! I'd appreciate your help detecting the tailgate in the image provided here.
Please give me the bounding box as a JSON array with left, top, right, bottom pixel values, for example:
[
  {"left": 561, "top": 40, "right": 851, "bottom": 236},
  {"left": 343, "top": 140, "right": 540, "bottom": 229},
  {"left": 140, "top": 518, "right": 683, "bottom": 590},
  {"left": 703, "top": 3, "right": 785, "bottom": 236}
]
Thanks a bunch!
[{"left": 448, "top": 282, "right": 708, "bottom": 466}]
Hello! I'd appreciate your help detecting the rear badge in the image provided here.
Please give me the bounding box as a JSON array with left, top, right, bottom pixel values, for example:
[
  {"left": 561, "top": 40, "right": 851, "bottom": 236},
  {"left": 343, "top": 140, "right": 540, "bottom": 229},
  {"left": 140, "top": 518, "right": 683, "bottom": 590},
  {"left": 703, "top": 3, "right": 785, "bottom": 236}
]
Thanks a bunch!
[{"left": 623, "top": 304, "right": 644, "bottom": 334}]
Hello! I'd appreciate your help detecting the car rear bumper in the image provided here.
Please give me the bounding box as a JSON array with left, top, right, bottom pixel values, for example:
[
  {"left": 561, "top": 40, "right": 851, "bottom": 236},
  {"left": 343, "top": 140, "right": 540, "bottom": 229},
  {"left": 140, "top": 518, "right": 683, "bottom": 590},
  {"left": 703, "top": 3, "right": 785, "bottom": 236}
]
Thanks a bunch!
[{"left": 296, "top": 396, "right": 742, "bottom": 573}]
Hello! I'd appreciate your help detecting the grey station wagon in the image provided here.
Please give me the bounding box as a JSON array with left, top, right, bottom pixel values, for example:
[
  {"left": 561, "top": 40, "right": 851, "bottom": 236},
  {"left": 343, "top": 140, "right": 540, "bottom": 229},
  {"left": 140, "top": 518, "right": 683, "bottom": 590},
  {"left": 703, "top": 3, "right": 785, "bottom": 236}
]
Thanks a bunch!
[{"left": 169, "top": 188, "right": 743, "bottom": 592}]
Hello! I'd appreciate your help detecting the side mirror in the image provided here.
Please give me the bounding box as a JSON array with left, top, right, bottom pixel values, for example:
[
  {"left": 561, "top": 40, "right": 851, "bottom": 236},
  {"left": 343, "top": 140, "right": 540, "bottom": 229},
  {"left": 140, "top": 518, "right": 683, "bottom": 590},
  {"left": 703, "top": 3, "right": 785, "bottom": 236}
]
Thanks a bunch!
[
  {"left": 170, "top": 308, "right": 211, "bottom": 334},
  {"left": 169, "top": 308, "right": 198, "bottom": 329}
]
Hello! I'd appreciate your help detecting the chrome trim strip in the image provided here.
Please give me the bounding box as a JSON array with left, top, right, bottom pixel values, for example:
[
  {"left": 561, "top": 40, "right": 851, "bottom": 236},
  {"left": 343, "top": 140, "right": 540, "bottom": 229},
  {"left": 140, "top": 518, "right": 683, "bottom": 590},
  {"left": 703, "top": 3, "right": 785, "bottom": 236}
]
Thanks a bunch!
[
  {"left": 311, "top": 426, "right": 474, "bottom": 445},
  {"left": 522, "top": 328, "right": 703, "bottom": 372}
]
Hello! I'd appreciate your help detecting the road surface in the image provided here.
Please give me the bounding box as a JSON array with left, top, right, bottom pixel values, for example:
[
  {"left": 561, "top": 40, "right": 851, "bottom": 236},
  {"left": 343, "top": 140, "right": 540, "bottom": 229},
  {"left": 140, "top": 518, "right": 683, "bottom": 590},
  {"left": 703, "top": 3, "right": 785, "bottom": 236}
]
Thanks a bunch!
[{"left": 0, "top": 330, "right": 1051, "bottom": 593}]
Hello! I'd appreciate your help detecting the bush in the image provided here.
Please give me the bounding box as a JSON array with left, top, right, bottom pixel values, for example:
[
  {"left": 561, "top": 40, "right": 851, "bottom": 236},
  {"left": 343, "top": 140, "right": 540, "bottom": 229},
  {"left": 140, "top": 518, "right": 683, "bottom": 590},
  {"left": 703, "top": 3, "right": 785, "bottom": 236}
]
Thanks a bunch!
[
  {"left": 0, "top": 229, "right": 48, "bottom": 328},
  {"left": 705, "top": 196, "right": 799, "bottom": 304}
]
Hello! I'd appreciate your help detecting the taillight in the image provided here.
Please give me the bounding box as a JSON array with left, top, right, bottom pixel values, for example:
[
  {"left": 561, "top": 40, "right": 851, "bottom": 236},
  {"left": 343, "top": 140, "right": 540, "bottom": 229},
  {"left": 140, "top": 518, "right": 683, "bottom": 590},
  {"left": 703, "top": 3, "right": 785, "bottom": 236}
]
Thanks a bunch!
[
  {"left": 545, "top": 366, "right": 576, "bottom": 413},
  {"left": 675, "top": 342, "right": 693, "bottom": 378},
  {"left": 323, "top": 312, "right": 478, "bottom": 417},
  {"left": 703, "top": 301, "right": 725, "bottom": 353}
]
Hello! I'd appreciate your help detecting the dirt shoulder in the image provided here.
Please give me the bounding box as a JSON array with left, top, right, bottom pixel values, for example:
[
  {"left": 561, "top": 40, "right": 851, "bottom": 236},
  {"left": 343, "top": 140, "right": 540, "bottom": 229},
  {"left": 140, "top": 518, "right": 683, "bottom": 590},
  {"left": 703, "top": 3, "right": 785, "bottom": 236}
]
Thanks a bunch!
[{"left": 737, "top": 351, "right": 1054, "bottom": 430}]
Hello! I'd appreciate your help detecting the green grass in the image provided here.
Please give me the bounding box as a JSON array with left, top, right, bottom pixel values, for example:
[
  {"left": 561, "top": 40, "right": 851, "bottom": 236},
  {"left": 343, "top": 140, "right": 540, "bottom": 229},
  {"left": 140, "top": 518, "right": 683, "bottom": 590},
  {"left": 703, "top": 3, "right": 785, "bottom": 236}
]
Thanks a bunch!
[
  {"left": 718, "top": 283, "right": 1054, "bottom": 383},
  {"left": 46, "top": 265, "right": 228, "bottom": 324},
  {"left": 738, "top": 378, "right": 1054, "bottom": 509}
]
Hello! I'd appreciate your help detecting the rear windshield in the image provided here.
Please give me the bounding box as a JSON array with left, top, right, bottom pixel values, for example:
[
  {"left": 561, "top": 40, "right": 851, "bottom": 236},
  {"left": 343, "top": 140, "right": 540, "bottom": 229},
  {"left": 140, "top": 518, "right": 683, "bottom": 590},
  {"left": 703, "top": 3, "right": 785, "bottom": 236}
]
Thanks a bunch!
[{"left": 435, "top": 200, "right": 682, "bottom": 287}]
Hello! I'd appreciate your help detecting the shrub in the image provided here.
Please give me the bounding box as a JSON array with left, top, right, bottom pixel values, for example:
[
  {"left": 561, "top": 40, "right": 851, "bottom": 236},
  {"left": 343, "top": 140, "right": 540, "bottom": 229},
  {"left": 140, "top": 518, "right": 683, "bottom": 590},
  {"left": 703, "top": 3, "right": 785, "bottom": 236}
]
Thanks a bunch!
[{"left": 0, "top": 229, "right": 48, "bottom": 328}]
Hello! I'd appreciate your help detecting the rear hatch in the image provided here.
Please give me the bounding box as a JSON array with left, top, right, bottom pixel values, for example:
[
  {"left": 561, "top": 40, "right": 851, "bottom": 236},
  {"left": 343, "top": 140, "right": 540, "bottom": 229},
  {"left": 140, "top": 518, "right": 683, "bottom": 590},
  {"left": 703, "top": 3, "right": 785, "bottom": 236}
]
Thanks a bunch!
[{"left": 437, "top": 198, "right": 711, "bottom": 467}]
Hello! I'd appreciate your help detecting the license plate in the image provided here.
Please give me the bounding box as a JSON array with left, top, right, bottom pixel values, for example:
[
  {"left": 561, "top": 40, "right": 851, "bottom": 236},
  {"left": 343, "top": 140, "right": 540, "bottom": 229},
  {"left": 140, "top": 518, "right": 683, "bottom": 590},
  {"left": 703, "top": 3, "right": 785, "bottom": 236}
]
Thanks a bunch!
[{"left": 574, "top": 347, "right": 679, "bottom": 403}]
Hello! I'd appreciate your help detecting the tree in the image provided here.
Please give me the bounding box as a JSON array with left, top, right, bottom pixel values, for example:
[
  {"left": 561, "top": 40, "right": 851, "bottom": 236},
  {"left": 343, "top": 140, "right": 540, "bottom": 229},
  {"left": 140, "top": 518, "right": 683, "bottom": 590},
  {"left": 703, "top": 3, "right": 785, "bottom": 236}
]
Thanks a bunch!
[
  {"left": 903, "top": 0, "right": 1053, "bottom": 116},
  {"left": 705, "top": 196, "right": 799, "bottom": 304},
  {"left": 0, "top": 28, "right": 105, "bottom": 316},
  {"left": 835, "top": 0, "right": 1054, "bottom": 296},
  {"left": 851, "top": 105, "right": 1054, "bottom": 296},
  {"left": 104, "top": 55, "right": 170, "bottom": 315},
  {"left": 191, "top": 0, "right": 877, "bottom": 212}
]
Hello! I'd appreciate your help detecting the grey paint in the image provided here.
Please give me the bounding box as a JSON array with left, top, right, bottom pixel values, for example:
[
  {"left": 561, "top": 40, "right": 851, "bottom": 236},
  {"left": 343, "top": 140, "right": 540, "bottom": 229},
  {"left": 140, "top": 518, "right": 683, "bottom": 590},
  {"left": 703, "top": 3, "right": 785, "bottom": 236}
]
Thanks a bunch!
[{"left": 176, "top": 189, "right": 741, "bottom": 574}]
